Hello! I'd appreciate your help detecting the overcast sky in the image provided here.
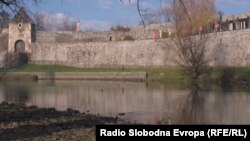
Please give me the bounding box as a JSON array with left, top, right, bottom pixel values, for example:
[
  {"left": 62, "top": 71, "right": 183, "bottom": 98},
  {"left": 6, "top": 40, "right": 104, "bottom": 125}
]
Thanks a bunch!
[{"left": 28, "top": 0, "right": 250, "bottom": 31}]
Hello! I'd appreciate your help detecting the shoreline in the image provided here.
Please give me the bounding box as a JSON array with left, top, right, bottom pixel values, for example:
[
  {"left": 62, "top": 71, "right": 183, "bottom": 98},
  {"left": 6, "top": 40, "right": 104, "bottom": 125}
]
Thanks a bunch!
[
  {"left": 1, "top": 64, "right": 250, "bottom": 86},
  {"left": 3, "top": 72, "right": 147, "bottom": 81},
  {"left": 0, "top": 102, "right": 119, "bottom": 141}
]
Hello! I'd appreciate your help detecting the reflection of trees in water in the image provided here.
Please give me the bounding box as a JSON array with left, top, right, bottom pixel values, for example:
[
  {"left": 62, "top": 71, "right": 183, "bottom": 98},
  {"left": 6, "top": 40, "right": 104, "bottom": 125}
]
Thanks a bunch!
[
  {"left": 178, "top": 84, "right": 206, "bottom": 124},
  {"left": 210, "top": 88, "right": 250, "bottom": 124},
  {"left": 176, "top": 83, "right": 250, "bottom": 124},
  {"left": 220, "top": 67, "right": 235, "bottom": 92}
]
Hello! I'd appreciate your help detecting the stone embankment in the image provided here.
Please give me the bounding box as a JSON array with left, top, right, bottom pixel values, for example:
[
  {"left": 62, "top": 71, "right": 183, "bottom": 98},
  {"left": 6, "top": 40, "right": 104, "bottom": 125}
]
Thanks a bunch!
[{"left": 0, "top": 72, "right": 147, "bottom": 81}]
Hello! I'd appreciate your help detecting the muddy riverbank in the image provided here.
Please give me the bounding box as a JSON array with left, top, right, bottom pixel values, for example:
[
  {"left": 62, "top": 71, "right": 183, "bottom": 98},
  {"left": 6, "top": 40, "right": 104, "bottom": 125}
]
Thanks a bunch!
[{"left": 0, "top": 102, "right": 119, "bottom": 141}]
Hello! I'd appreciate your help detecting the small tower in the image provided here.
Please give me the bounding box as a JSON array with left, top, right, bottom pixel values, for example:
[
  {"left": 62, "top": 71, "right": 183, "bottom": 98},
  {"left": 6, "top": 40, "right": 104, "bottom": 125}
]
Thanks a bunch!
[
  {"left": 76, "top": 19, "right": 80, "bottom": 32},
  {"left": 8, "top": 7, "right": 36, "bottom": 54}
]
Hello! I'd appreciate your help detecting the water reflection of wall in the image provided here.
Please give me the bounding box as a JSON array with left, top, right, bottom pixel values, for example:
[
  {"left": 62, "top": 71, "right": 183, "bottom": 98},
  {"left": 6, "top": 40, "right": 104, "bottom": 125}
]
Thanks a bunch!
[
  {"left": 25, "top": 81, "right": 189, "bottom": 123},
  {"left": 0, "top": 85, "right": 5, "bottom": 103},
  {"left": 176, "top": 89, "right": 250, "bottom": 124},
  {"left": 1, "top": 81, "right": 250, "bottom": 124},
  {"left": 202, "top": 92, "right": 250, "bottom": 124},
  {"left": 26, "top": 81, "right": 250, "bottom": 124}
]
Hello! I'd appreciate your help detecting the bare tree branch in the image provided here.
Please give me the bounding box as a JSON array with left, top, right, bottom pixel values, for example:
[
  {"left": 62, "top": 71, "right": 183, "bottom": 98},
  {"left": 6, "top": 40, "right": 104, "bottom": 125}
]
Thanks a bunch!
[
  {"left": 120, "top": 0, "right": 147, "bottom": 26},
  {"left": 168, "top": 0, "right": 216, "bottom": 79},
  {"left": 174, "top": 0, "right": 191, "bottom": 23},
  {"left": 136, "top": 0, "right": 145, "bottom": 26},
  {"left": 0, "top": 0, "right": 39, "bottom": 15}
]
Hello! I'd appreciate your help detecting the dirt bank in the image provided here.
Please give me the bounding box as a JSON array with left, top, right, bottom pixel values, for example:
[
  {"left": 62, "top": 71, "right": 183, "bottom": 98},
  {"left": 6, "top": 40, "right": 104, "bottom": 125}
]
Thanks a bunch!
[{"left": 0, "top": 102, "right": 119, "bottom": 141}]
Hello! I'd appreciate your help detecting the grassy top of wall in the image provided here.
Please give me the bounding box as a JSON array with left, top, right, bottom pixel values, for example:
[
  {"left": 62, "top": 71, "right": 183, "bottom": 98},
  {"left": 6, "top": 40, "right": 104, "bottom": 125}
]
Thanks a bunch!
[
  {"left": 15, "top": 64, "right": 250, "bottom": 86},
  {"left": 16, "top": 64, "right": 189, "bottom": 82}
]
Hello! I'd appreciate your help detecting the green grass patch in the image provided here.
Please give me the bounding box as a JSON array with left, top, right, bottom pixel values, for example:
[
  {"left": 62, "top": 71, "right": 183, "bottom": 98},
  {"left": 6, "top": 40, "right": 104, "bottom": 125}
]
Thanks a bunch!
[
  {"left": 17, "top": 64, "right": 83, "bottom": 72},
  {"left": 15, "top": 64, "right": 250, "bottom": 85},
  {"left": 16, "top": 64, "right": 189, "bottom": 82},
  {"left": 199, "top": 67, "right": 250, "bottom": 84}
]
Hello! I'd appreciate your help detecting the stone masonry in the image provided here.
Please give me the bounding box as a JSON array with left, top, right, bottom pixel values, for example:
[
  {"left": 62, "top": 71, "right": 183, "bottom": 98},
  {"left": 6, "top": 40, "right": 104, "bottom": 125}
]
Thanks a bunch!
[
  {"left": 8, "top": 7, "right": 36, "bottom": 54},
  {"left": 30, "top": 29, "right": 250, "bottom": 68},
  {"left": 3, "top": 8, "right": 250, "bottom": 68}
]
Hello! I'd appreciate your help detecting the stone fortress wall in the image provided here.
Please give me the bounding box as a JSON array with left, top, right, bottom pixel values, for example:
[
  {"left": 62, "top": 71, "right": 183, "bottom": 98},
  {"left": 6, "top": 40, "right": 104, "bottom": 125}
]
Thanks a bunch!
[
  {"left": 30, "top": 28, "right": 250, "bottom": 68},
  {"left": 29, "top": 23, "right": 176, "bottom": 68},
  {"left": 36, "top": 23, "right": 172, "bottom": 43},
  {"left": 1, "top": 11, "right": 250, "bottom": 68}
]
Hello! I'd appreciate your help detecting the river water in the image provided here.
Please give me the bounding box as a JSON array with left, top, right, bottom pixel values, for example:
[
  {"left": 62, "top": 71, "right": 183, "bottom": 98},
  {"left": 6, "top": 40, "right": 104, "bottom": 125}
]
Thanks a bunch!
[{"left": 0, "top": 80, "right": 249, "bottom": 124}]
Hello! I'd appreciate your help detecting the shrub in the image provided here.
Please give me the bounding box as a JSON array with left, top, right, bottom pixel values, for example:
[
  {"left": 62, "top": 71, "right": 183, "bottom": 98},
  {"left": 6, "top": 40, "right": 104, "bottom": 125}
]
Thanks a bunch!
[
  {"left": 161, "top": 32, "right": 169, "bottom": 39},
  {"left": 122, "top": 35, "right": 134, "bottom": 41},
  {"left": 111, "top": 25, "right": 131, "bottom": 32}
]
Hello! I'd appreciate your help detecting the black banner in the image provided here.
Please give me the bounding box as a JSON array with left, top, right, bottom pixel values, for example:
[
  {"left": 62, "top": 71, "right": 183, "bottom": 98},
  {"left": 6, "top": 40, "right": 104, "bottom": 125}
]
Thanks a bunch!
[{"left": 96, "top": 125, "right": 250, "bottom": 141}]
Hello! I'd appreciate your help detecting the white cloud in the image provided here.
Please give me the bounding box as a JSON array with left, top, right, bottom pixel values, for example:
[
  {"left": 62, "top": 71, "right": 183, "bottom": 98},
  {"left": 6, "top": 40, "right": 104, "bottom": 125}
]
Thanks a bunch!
[
  {"left": 38, "top": 12, "right": 71, "bottom": 31},
  {"left": 98, "top": 0, "right": 114, "bottom": 10},
  {"left": 37, "top": 12, "right": 80, "bottom": 31},
  {"left": 81, "top": 20, "right": 112, "bottom": 31},
  {"left": 37, "top": 12, "right": 111, "bottom": 31},
  {"left": 54, "top": 13, "right": 66, "bottom": 20},
  {"left": 41, "top": 12, "right": 64, "bottom": 21}
]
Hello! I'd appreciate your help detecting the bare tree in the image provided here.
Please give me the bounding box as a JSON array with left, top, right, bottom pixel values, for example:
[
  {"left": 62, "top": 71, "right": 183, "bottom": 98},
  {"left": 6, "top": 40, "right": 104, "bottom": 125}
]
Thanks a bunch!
[
  {"left": 121, "top": 0, "right": 212, "bottom": 77},
  {"left": 169, "top": 0, "right": 216, "bottom": 79},
  {"left": 35, "top": 12, "right": 77, "bottom": 31},
  {"left": 125, "top": 0, "right": 216, "bottom": 79},
  {"left": 121, "top": 0, "right": 192, "bottom": 26},
  {"left": 110, "top": 24, "right": 130, "bottom": 32},
  {"left": 58, "top": 15, "right": 77, "bottom": 31},
  {"left": 0, "top": 10, "right": 9, "bottom": 29},
  {"left": 0, "top": 0, "right": 40, "bottom": 29},
  {"left": 35, "top": 12, "right": 45, "bottom": 31},
  {"left": 120, "top": 0, "right": 148, "bottom": 26},
  {"left": 143, "top": 12, "right": 161, "bottom": 25},
  {"left": 0, "top": 0, "right": 39, "bottom": 13}
]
